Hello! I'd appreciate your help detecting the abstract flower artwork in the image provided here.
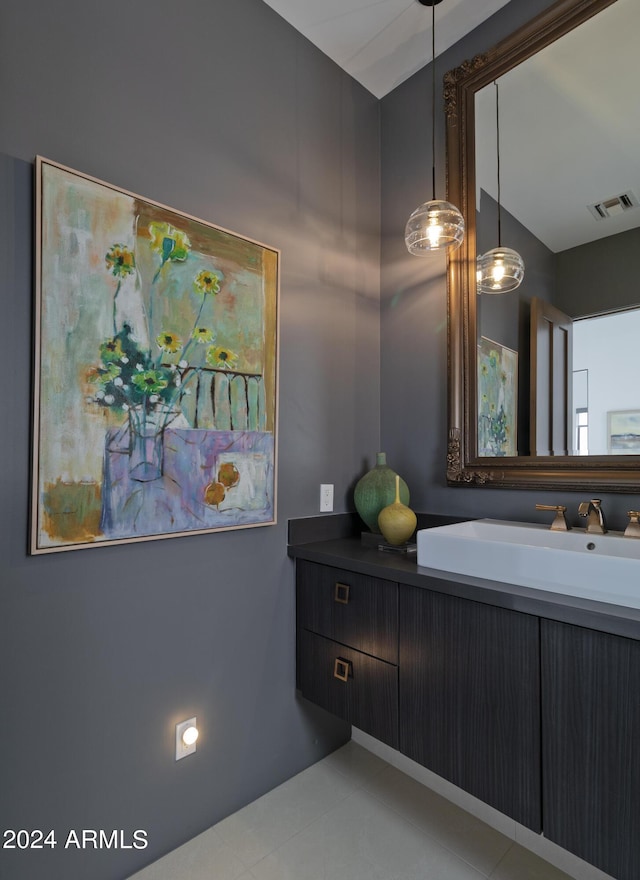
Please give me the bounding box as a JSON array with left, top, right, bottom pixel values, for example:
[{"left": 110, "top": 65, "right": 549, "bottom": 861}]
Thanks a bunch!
[
  {"left": 477, "top": 336, "right": 517, "bottom": 457},
  {"left": 31, "top": 157, "right": 279, "bottom": 553}
]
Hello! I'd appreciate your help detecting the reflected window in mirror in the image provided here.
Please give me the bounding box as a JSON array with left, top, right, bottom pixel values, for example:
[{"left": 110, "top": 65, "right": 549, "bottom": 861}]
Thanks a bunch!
[
  {"left": 574, "top": 308, "right": 640, "bottom": 456},
  {"left": 575, "top": 406, "right": 588, "bottom": 456}
]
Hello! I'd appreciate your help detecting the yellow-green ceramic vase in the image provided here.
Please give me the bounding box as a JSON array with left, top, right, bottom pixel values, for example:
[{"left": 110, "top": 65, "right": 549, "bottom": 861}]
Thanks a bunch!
[{"left": 378, "top": 475, "right": 417, "bottom": 546}]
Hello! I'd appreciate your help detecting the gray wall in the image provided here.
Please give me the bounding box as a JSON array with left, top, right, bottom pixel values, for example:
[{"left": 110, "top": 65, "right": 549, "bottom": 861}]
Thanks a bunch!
[
  {"left": 0, "top": 2, "right": 380, "bottom": 879},
  {"left": 555, "top": 226, "right": 640, "bottom": 318},
  {"left": 477, "top": 189, "right": 556, "bottom": 454},
  {"left": 380, "top": 0, "right": 639, "bottom": 528},
  {"left": 3, "top": 1, "right": 639, "bottom": 878},
  {"left": 477, "top": 188, "right": 556, "bottom": 352}
]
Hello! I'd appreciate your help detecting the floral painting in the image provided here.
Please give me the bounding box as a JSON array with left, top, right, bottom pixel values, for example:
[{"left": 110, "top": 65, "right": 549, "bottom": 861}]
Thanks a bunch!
[
  {"left": 477, "top": 337, "right": 517, "bottom": 457},
  {"left": 31, "top": 157, "right": 279, "bottom": 553}
]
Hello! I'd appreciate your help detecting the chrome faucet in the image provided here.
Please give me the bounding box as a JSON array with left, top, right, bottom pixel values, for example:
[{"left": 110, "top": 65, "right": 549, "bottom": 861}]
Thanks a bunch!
[{"left": 578, "top": 499, "right": 607, "bottom": 534}]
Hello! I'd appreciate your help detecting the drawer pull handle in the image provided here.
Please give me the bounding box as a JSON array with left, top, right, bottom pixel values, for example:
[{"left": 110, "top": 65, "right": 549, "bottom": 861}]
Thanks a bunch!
[
  {"left": 334, "top": 582, "right": 350, "bottom": 604},
  {"left": 333, "top": 658, "right": 351, "bottom": 682}
]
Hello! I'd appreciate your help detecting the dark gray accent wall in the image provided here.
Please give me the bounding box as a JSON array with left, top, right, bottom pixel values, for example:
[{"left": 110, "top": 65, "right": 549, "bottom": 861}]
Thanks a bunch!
[
  {"left": 477, "top": 189, "right": 556, "bottom": 455},
  {"left": 477, "top": 188, "right": 556, "bottom": 351},
  {"left": 0, "top": 2, "right": 380, "bottom": 878},
  {"left": 555, "top": 226, "right": 640, "bottom": 318},
  {"left": 3, "top": 1, "right": 639, "bottom": 877},
  {"left": 380, "top": 0, "right": 639, "bottom": 528}
]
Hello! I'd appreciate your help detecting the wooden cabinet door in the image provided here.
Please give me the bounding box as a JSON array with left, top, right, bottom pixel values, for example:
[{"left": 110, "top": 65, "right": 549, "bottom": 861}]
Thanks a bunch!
[
  {"left": 542, "top": 620, "right": 640, "bottom": 880},
  {"left": 399, "top": 584, "right": 541, "bottom": 831}
]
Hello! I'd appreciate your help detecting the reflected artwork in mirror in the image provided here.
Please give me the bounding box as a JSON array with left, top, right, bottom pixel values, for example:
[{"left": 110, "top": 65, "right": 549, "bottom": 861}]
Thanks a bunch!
[{"left": 445, "top": 0, "right": 640, "bottom": 491}]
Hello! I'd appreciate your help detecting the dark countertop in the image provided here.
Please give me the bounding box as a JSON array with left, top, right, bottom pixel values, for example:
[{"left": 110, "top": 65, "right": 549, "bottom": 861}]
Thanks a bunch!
[{"left": 288, "top": 536, "right": 640, "bottom": 642}]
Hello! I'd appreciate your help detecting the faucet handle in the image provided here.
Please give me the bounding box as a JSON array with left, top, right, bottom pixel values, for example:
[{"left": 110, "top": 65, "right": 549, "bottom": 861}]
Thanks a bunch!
[
  {"left": 535, "top": 504, "right": 569, "bottom": 531},
  {"left": 625, "top": 510, "right": 640, "bottom": 538}
]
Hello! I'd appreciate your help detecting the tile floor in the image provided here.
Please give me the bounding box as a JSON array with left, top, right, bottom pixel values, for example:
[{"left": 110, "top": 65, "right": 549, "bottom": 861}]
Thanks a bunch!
[{"left": 128, "top": 741, "right": 602, "bottom": 880}]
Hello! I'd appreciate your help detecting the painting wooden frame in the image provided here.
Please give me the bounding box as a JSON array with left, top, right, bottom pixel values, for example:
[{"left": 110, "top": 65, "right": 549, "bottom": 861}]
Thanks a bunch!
[
  {"left": 477, "top": 337, "right": 518, "bottom": 457},
  {"left": 31, "top": 157, "right": 279, "bottom": 553}
]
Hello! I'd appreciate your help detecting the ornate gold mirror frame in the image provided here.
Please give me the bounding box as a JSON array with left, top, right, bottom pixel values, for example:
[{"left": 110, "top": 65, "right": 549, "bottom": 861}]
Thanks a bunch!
[{"left": 444, "top": 0, "right": 640, "bottom": 491}]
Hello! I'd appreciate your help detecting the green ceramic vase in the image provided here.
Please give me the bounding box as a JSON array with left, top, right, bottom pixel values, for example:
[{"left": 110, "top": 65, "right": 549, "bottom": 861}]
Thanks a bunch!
[{"left": 353, "top": 452, "right": 410, "bottom": 533}]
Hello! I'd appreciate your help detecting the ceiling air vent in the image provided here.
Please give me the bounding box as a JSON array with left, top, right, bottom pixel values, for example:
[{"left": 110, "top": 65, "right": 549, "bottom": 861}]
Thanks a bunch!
[{"left": 588, "top": 190, "right": 640, "bottom": 221}]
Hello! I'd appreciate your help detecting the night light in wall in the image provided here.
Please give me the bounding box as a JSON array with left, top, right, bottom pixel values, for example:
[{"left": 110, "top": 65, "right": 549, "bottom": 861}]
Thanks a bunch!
[{"left": 176, "top": 717, "right": 199, "bottom": 760}]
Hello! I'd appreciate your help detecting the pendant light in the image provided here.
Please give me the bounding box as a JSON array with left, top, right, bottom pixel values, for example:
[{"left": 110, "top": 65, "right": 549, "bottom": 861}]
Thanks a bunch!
[
  {"left": 477, "top": 81, "right": 525, "bottom": 293},
  {"left": 405, "top": 0, "right": 464, "bottom": 255}
]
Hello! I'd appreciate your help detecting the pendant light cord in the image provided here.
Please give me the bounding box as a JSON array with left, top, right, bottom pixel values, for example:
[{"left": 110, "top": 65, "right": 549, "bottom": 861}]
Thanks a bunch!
[
  {"left": 404, "top": 0, "right": 464, "bottom": 254},
  {"left": 495, "top": 81, "right": 501, "bottom": 247},
  {"left": 431, "top": 3, "right": 436, "bottom": 201}
]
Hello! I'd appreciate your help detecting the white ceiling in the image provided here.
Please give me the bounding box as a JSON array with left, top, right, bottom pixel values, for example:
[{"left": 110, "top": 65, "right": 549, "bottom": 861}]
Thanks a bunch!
[{"left": 260, "top": 0, "right": 511, "bottom": 98}]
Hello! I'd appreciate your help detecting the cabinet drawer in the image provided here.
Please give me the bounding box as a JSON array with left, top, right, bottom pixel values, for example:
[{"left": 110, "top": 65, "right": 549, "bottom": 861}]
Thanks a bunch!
[
  {"left": 298, "top": 629, "right": 398, "bottom": 748},
  {"left": 296, "top": 560, "right": 398, "bottom": 663}
]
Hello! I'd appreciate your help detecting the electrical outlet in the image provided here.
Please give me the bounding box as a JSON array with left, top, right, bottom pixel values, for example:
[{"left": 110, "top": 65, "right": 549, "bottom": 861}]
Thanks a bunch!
[{"left": 320, "top": 484, "right": 334, "bottom": 512}]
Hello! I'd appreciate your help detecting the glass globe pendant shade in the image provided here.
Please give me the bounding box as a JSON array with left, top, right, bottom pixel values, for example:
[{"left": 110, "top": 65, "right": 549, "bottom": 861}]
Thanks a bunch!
[
  {"left": 476, "top": 247, "right": 525, "bottom": 294},
  {"left": 405, "top": 199, "right": 465, "bottom": 254}
]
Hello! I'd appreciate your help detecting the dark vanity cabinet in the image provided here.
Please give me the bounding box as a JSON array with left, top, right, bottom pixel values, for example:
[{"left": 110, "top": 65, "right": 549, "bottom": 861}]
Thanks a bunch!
[
  {"left": 296, "top": 560, "right": 399, "bottom": 747},
  {"left": 542, "top": 620, "right": 640, "bottom": 880},
  {"left": 400, "top": 585, "right": 541, "bottom": 831},
  {"left": 296, "top": 559, "right": 540, "bottom": 829},
  {"left": 294, "top": 547, "right": 640, "bottom": 879}
]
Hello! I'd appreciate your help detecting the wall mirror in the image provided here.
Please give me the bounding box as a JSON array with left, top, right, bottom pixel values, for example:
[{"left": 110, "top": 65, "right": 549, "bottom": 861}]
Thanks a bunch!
[{"left": 445, "top": 0, "right": 640, "bottom": 491}]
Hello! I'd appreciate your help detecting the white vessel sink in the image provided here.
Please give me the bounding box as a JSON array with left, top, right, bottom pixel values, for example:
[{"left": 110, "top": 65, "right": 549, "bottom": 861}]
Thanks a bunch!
[{"left": 416, "top": 519, "right": 640, "bottom": 609}]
